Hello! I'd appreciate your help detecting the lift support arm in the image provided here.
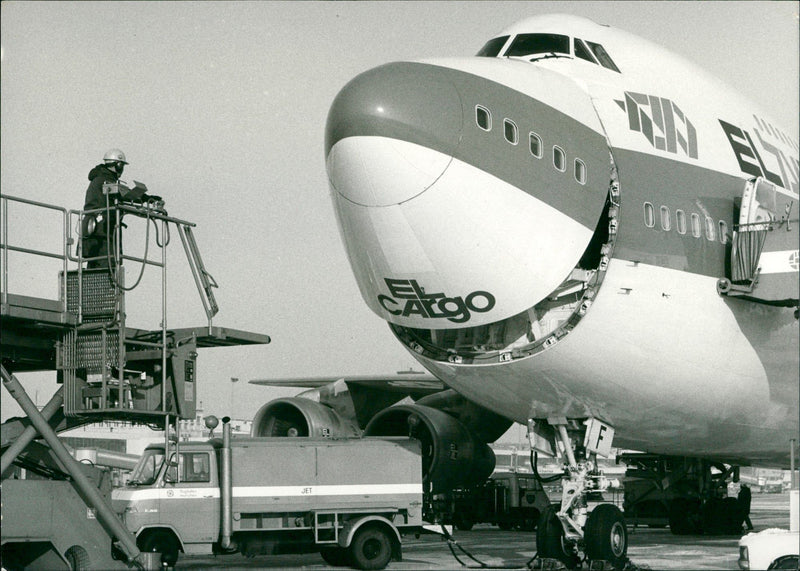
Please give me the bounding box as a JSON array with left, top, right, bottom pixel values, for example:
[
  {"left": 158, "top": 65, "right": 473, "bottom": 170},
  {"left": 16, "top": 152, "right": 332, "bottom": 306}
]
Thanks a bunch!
[{"left": 1, "top": 364, "right": 145, "bottom": 566}]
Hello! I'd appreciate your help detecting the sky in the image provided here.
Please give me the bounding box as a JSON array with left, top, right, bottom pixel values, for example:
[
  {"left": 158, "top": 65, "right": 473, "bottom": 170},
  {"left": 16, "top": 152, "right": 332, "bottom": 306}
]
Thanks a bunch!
[{"left": 2, "top": 1, "right": 798, "bottom": 424}]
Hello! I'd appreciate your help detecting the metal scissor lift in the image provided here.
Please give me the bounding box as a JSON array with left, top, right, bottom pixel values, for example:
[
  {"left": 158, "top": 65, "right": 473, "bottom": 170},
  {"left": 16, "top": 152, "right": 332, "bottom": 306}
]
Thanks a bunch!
[{"left": 1, "top": 188, "right": 270, "bottom": 569}]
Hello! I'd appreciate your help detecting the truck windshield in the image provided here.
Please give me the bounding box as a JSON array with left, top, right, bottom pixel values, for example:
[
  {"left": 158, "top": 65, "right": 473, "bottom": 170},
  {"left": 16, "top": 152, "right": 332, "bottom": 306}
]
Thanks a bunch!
[{"left": 128, "top": 448, "right": 165, "bottom": 486}]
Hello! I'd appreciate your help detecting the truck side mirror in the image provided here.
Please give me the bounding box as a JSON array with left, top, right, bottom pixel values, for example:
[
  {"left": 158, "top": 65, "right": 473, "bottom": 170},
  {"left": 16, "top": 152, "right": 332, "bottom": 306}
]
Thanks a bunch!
[{"left": 163, "top": 455, "right": 179, "bottom": 483}]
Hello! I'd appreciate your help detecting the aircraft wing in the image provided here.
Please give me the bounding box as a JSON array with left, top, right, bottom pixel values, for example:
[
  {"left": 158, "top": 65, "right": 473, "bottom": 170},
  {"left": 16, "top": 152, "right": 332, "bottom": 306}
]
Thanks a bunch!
[{"left": 249, "top": 375, "right": 445, "bottom": 393}]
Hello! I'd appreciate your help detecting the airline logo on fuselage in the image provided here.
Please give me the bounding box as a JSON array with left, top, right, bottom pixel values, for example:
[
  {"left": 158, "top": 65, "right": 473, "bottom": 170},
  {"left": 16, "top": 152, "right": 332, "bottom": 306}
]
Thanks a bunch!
[
  {"left": 615, "top": 92, "right": 698, "bottom": 159},
  {"left": 377, "top": 278, "right": 496, "bottom": 324},
  {"left": 719, "top": 117, "right": 799, "bottom": 193}
]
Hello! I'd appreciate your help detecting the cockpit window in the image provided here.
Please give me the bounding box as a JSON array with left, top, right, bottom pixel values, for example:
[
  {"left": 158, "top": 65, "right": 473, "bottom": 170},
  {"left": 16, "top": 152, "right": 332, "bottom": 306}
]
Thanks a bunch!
[
  {"left": 506, "top": 34, "right": 569, "bottom": 58},
  {"left": 476, "top": 36, "right": 510, "bottom": 57},
  {"left": 586, "top": 41, "right": 621, "bottom": 73},
  {"left": 574, "top": 38, "right": 597, "bottom": 64}
]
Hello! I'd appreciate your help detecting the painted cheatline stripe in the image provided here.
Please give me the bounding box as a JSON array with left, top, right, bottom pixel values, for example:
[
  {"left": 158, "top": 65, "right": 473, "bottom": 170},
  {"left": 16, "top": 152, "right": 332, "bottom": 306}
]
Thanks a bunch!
[
  {"left": 114, "top": 483, "right": 422, "bottom": 501},
  {"left": 759, "top": 250, "right": 800, "bottom": 274},
  {"left": 235, "top": 484, "right": 422, "bottom": 497}
]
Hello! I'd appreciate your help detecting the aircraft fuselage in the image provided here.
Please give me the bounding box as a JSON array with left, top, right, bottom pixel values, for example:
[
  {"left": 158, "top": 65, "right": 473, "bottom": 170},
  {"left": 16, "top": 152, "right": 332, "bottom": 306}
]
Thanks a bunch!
[{"left": 325, "top": 15, "right": 799, "bottom": 467}]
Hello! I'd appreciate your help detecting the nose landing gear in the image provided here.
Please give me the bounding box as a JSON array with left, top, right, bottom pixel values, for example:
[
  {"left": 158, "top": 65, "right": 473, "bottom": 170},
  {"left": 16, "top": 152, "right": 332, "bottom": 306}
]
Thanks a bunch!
[{"left": 531, "top": 417, "right": 629, "bottom": 570}]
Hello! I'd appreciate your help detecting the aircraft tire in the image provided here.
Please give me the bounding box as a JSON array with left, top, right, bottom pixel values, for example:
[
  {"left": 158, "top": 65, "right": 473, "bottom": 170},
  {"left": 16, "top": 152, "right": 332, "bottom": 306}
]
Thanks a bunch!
[
  {"left": 584, "top": 504, "right": 628, "bottom": 566},
  {"left": 536, "top": 505, "right": 580, "bottom": 568}
]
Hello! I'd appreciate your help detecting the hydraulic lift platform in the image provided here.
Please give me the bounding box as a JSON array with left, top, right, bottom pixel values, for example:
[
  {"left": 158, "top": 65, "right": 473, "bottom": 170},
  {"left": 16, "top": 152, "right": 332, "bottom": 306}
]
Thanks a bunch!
[{"left": 1, "top": 189, "right": 270, "bottom": 570}]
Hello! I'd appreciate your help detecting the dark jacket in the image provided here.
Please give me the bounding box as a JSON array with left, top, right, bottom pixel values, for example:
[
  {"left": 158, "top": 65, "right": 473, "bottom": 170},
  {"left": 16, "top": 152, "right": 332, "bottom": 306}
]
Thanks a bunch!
[{"left": 83, "top": 164, "right": 119, "bottom": 237}]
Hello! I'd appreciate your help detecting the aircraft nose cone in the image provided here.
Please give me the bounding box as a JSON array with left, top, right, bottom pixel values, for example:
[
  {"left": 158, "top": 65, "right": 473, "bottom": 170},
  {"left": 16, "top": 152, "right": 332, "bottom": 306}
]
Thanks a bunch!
[{"left": 325, "top": 62, "right": 463, "bottom": 207}]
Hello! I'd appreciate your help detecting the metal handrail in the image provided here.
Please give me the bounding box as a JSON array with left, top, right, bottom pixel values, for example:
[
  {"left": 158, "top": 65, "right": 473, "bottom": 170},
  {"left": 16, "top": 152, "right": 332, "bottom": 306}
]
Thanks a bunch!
[{"left": 1, "top": 194, "right": 70, "bottom": 312}]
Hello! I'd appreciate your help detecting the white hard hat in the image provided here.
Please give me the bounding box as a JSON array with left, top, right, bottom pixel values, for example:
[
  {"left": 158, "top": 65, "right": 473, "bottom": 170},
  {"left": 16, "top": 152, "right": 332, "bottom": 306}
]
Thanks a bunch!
[{"left": 103, "top": 148, "right": 128, "bottom": 165}]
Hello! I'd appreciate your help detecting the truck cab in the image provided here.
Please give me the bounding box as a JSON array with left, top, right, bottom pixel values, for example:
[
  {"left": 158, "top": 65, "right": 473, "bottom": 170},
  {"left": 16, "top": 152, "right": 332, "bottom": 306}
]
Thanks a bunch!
[{"left": 113, "top": 441, "right": 221, "bottom": 564}]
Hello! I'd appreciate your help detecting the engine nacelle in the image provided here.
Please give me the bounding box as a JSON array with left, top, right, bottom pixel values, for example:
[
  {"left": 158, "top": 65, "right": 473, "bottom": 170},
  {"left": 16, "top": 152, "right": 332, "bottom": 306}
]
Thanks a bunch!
[
  {"left": 251, "top": 398, "right": 360, "bottom": 438},
  {"left": 364, "top": 404, "right": 495, "bottom": 493}
]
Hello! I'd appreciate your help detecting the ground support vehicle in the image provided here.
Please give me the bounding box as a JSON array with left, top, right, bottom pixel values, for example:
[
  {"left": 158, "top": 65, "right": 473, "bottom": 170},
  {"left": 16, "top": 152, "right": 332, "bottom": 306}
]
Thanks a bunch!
[
  {"left": 738, "top": 490, "right": 799, "bottom": 570},
  {"left": 621, "top": 453, "right": 745, "bottom": 534},
  {"left": 112, "top": 421, "right": 433, "bottom": 569},
  {"left": 1, "top": 467, "right": 131, "bottom": 570},
  {"left": 449, "top": 471, "right": 551, "bottom": 531}
]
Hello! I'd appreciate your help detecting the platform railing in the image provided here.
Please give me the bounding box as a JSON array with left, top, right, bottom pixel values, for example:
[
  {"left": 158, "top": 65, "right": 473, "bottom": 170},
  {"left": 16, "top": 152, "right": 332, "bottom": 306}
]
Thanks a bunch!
[{"left": 1, "top": 194, "right": 71, "bottom": 312}]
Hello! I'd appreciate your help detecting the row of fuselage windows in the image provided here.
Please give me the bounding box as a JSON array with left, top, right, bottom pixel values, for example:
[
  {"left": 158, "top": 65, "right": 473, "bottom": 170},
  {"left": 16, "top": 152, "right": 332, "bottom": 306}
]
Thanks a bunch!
[
  {"left": 644, "top": 202, "right": 729, "bottom": 243},
  {"left": 475, "top": 105, "right": 588, "bottom": 185}
]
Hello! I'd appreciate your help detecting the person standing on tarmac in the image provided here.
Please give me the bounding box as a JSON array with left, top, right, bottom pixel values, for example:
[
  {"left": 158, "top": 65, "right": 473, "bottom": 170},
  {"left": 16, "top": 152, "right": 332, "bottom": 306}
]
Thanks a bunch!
[
  {"left": 738, "top": 483, "right": 754, "bottom": 531},
  {"left": 82, "top": 148, "right": 128, "bottom": 268}
]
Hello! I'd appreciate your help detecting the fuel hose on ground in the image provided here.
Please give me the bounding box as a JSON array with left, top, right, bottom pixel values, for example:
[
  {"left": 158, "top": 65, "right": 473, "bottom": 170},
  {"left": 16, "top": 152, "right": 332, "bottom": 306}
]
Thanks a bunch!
[{"left": 440, "top": 524, "right": 540, "bottom": 569}]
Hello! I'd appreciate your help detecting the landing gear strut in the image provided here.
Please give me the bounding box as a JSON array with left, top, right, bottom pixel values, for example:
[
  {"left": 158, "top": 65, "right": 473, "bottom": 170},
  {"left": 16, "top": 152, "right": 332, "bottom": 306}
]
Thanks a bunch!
[{"left": 531, "top": 417, "right": 628, "bottom": 569}]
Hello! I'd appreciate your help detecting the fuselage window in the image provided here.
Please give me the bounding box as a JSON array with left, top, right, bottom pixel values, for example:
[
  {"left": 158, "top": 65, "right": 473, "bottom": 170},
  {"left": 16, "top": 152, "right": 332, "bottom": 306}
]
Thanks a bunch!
[
  {"left": 586, "top": 41, "right": 621, "bottom": 73},
  {"left": 643, "top": 202, "right": 655, "bottom": 228},
  {"left": 476, "top": 106, "right": 491, "bottom": 131},
  {"left": 704, "top": 216, "right": 716, "bottom": 241},
  {"left": 504, "top": 119, "right": 518, "bottom": 145},
  {"left": 574, "top": 159, "right": 587, "bottom": 185},
  {"left": 506, "top": 33, "right": 570, "bottom": 58},
  {"left": 553, "top": 146, "right": 566, "bottom": 172},
  {"left": 691, "top": 213, "right": 701, "bottom": 237},
  {"left": 676, "top": 209, "right": 687, "bottom": 234},
  {"left": 660, "top": 206, "right": 671, "bottom": 231},
  {"left": 718, "top": 220, "right": 728, "bottom": 243},
  {"left": 574, "top": 38, "right": 597, "bottom": 64},
  {"left": 476, "top": 36, "right": 510, "bottom": 57},
  {"left": 529, "top": 132, "right": 543, "bottom": 158}
]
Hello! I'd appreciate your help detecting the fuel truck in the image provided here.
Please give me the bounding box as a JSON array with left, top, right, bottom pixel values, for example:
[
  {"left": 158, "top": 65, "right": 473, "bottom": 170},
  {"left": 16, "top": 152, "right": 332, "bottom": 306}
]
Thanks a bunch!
[{"left": 112, "top": 420, "right": 437, "bottom": 569}]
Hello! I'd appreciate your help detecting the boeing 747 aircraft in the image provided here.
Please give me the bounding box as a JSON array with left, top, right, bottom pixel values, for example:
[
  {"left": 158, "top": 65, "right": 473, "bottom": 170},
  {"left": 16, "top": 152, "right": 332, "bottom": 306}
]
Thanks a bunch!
[{"left": 255, "top": 14, "right": 798, "bottom": 566}]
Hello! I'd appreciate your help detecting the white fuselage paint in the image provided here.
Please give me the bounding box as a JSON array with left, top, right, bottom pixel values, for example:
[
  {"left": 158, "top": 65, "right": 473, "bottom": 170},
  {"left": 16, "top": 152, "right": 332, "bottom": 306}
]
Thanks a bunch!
[
  {"left": 410, "top": 257, "right": 784, "bottom": 462},
  {"left": 330, "top": 139, "right": 595, "bottom": 327}
]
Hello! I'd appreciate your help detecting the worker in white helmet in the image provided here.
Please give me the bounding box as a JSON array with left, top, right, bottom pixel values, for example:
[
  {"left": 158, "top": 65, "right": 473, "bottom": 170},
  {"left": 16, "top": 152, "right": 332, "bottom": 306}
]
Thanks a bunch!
[{"left": 82, "top": 149, "right": 128, "bottom": 268}]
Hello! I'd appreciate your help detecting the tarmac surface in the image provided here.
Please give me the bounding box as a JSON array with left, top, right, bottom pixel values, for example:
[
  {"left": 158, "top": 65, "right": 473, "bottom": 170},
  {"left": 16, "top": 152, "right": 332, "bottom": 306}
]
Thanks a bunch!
[{"left": 175, "top": 492, "right": 791, "bottom": 570}]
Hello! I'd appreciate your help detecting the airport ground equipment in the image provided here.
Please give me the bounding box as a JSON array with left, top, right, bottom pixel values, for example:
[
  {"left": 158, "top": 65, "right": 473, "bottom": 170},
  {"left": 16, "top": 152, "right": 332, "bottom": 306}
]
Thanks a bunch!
[
  {"left": 1, "top": 190, "right": 269, "bottom": 569},
  {"left": 448, "top": 471, "right": 552, "bottom": 531},
  {"left": 112, "top": 420, "right": 431, "bottom": 569},
  {"left": 620, "top": 453, "right": 746, "bottom": 534}
]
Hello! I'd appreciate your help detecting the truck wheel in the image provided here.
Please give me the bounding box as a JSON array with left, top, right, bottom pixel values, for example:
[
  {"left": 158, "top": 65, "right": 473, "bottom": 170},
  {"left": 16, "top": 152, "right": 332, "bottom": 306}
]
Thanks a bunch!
[
  {"left": 349, "top": 526, "right": 393, "bottom": 570},
  {"left": 498, "top": 520, "right": 514, "bottom": 531},
  {"left": 139, "top": 529, "right": 180, "bottom": 567},
  {"left": 520, "top": 509, "right": 539, "bottom": 531},
  {"left": 320, "top": 546, "right": 352, "bottom": 567},
  {"left": 536, "top": 505, "right": 580, "bottom": 568},
  {"left": 768, "top": 555, "right": 800, "bottom": 569},
  {"left": 668, "top": 498, "right": 702, "bottom": 535},
  {"left": 453, "top": 513, "right": 474, "bottom": 531},
  {"left": 65, "top": 545, "right": 90, "bottom": 571},
  {"left": 584, "top": 504, "right": 627, "bottom": 566}
]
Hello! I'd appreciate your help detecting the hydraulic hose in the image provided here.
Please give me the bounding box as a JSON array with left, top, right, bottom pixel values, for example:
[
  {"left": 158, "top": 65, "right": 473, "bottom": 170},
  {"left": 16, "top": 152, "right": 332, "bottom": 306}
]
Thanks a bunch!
[{"left": 532, "top": 450, "right": 564, "bottom": 484}]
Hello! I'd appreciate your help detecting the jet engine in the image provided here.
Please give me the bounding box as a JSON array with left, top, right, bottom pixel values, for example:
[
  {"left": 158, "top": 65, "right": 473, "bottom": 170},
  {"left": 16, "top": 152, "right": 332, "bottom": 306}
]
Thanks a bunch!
[
  {"left": 250, "top": 398, "right": 359, "bottom": 438},
  {"left": 250, "top": 385, "right": 509, "bottom": 495},
  {"left": 364, "top": 403, "right": 498, "bottom": 493}
]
